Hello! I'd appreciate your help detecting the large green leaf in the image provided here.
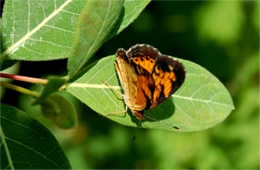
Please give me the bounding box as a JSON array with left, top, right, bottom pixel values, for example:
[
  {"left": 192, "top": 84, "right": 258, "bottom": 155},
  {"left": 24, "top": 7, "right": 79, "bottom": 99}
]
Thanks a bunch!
[
  {"left": 66, "top": 55, "right": 234, "bottom": 132},
  {"left": 67, "top": 0, "right": 151, "bottom": 78},
  {"left": 0, "top": 104, "right": 71, "bottom": 169},
  {"left": 67, "top": 0, "right": 124, "bottom": 78},
  {"left": 1, "top": 0, "right": 150, "bottom": 62},
  {"left": 1, "top": 0, "right": 87, "bottom": 61}
]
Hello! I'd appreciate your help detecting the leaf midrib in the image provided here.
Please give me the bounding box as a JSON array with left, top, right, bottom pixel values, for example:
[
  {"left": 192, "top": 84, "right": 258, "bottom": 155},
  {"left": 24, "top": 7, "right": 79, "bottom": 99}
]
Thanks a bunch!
[
  {"left": 172, "top": 94, "right": 233, "bottom": 108},
  {"left": 0, "top": 0, "right": 73, "bottom": 59},
  {"left": 67, "top": 83, "right": 233, "bottom": 108},
  {"left": 0, "top": 125, "right": 14, "bottom": 169}
]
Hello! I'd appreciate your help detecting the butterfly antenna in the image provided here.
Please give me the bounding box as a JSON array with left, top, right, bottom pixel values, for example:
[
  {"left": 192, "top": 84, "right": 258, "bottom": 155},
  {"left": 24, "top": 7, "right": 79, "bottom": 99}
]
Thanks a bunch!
[
  {"left": 137, "top": 119, "right": 142, "bottom": 128},
  {"left": 143, "top": 114, "right": 180, "bottom": 130}
]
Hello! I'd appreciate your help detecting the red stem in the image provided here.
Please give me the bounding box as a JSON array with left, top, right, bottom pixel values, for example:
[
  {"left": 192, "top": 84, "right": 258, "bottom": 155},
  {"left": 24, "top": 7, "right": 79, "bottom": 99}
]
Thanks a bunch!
[{"left": 0, "top": 73, "right": 48, "bottom": 85}]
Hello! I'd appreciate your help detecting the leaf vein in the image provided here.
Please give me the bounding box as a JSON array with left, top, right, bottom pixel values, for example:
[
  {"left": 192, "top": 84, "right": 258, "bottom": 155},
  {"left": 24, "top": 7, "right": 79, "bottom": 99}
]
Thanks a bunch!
[
  {"left": 6, "top": 137, "right": 63, "bottom": 169},
  {"left": 44, "top": 24, "right": 74, "bottom": 33},
  {"left": 1, "top": 0, "right": 73, "bottom": 58},
  {"left": 172, "top": 94, "right": 231, "bottom": 107},
  {"left": 61, "top": 9, "right": 80, "bottom": 16}
]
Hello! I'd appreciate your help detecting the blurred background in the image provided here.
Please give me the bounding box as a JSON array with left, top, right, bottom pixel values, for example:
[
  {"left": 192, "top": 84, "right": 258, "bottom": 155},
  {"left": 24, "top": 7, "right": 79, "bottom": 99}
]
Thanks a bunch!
[{"left": 1, "top": 0, "right": 259, "bottom": 169}]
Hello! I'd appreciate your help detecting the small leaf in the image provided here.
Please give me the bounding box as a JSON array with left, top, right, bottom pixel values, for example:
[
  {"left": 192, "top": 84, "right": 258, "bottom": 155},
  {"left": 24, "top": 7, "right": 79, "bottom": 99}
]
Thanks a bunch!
[
  {"left": 1, "top": 0, "right": 87, "bottom": 61},
  {"left": 33, "top": 76, "right": 66, "bottom": 105},
  {"left": 41, "top": 92, "right": 78, "bottom": 129},
  {"left": 67, "top": 0, "right": 124, "bottom": 78},
  {"left": 0, "top": 104, "right": 71, "bottom": 169},
  {"left": 66, "top": 55, "right": 234, "bottom": 132}
]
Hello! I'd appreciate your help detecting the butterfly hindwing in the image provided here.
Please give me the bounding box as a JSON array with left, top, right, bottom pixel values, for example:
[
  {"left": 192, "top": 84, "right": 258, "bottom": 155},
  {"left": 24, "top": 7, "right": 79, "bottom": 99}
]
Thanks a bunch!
[{"left": 151, "top": 56, "right": 185, "bottom": 108}]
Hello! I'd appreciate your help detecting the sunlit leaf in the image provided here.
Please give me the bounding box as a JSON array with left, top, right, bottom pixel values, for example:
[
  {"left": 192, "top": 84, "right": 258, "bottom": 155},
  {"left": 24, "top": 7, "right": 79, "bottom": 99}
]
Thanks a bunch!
[
  {"left": 66, "top": 55, "right": 234, "bottom": 132},
  {"left": 1, "top": 0, "right": 86, "bottom": 61},
  {"left": 0, "top": 104, "right": 71, "bottom": 169},
  {"left": 0, "top": 19, "right": 17, "bottom": 70}
]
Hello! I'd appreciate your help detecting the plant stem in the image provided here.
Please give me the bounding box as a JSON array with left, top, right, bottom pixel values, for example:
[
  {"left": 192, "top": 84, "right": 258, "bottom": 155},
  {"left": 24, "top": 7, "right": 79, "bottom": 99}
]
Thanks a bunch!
[
  {"left": 0, "top": 73, "right": 48, "bottom": 85},
  {"left": 0, "top": 81, "right": 40, "bottom": 97}
]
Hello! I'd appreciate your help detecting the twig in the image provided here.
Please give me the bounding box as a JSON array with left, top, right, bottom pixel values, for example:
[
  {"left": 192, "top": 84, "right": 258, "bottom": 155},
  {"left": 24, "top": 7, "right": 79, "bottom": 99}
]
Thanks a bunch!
[
  {"left": 0, "top": 81, "right": 40, "bottom": 97},
  {"left": 0, "top": 73, "right": 48, "bottom": 85}
]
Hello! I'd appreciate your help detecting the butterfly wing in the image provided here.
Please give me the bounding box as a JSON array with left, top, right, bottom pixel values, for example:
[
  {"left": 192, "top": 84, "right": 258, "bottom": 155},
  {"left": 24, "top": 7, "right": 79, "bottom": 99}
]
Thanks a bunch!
[
  {"left": 115, "top": 44, "right": 185, "bottom": 120},
  {"left": 128, "top": 44, "right": 185, "bottom": 109},
  {"left": 126, "top": 44, "right": 159, "bottom": 73},
  {"left": 150, "top": 55, "right": 185, "bottom": 108},
  {"left": 115, "top": 49, "right": 147, "bottom": 119}
]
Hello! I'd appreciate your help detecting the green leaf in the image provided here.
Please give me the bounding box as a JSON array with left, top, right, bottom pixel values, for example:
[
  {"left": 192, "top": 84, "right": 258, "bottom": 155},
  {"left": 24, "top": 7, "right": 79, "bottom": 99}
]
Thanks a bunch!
[
  {"left": 109, "top": 0, "right": 151, "bottom": 37},
  {"left": 1, "top": 19, "right": 16, "bottom": 71},
  {"left": 66, "top": 55, "right": 234, "bottom": 132},
  {"left": 41, "top": 92, "right": 78, "bottom": 129},
  {"left": 67, "top": 0, "right": 124, "bottom": 78},
  {"left": 0, "top": 104, "right": 71, "bottom": 169},
  {"left": 33, "top": 76, "right": 66, "bottom": 105},
  {"left": 1, "top": 0, "right": 87, "bottom": 61}
]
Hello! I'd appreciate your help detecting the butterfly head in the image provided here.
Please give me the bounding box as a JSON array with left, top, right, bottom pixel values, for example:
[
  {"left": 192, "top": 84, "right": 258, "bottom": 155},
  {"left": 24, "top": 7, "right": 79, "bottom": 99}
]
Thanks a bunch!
[{"left": 116, "top": 48, "right": 127, "bottom": 58}]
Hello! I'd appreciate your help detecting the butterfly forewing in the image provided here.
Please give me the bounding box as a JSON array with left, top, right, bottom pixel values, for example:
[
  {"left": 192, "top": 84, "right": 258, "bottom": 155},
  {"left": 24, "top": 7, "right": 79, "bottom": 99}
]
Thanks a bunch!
[{"left": 115, "top": 49, "right": 147, "bottom": 118}]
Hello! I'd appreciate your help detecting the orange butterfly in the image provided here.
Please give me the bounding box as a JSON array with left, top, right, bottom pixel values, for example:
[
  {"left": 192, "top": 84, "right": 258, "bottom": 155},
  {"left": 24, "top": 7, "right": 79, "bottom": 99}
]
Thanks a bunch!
[{"left": 114, "top": 44, "right": 185, "bottom": 120}]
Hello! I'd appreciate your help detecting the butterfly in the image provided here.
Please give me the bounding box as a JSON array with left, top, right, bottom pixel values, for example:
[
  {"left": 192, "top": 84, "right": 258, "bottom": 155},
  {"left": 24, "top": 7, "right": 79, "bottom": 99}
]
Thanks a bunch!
[{"left": 114, "top": 44, "right": 185, "bottom": 120}]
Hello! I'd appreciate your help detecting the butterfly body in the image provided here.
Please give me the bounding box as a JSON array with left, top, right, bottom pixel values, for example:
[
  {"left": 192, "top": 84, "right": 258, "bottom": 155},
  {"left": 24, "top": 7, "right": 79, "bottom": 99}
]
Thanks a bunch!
[{"left": 114, "top": 44, "right": 185, "bottom": 120}]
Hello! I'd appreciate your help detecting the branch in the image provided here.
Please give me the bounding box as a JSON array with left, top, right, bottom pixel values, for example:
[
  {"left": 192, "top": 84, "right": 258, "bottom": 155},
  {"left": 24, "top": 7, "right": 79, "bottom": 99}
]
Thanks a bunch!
[
  {"left": 0, "top": 73, "right": 48, "bottom": 85},
  {"left": 0, "top": 81, "right": 40, "bottom": 97}
]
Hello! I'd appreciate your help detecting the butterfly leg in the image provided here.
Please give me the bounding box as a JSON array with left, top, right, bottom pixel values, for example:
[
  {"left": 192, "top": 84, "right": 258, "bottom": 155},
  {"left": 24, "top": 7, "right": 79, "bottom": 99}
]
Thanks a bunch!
[
  {"left": 104, "top": 105, "right": 128, "bottom": 118},
  {"left": 102, "top": 80, "right": 124, "bottom": 100}
]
